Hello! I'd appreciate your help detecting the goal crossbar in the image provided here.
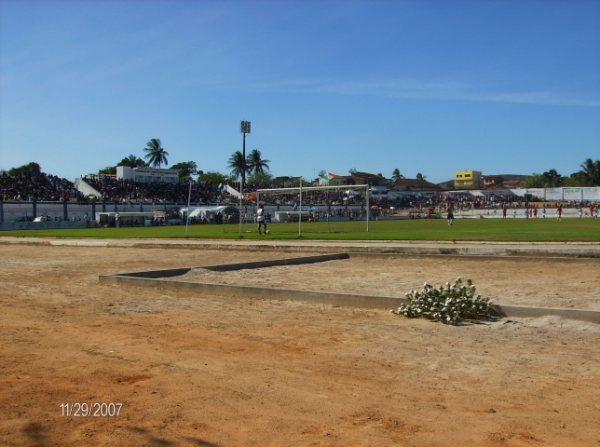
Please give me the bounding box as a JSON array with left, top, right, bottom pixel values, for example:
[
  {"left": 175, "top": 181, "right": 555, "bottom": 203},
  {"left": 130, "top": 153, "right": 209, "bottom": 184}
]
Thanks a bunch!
[{"left": 257, "top": 184, "right": 370, "bottom": 194}]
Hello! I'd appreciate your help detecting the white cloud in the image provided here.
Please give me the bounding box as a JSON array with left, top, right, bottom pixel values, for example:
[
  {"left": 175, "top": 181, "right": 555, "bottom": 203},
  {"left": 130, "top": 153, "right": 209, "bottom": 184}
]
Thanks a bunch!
[{"left": 210, "top": 77, "right": 600, "bottom": 108}]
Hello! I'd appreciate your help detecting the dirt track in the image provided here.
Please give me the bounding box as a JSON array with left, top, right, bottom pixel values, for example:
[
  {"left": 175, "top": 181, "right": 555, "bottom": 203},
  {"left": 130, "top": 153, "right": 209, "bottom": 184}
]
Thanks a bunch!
[{"left": 1, "top": 244, "right": 599, "bottom": 446}]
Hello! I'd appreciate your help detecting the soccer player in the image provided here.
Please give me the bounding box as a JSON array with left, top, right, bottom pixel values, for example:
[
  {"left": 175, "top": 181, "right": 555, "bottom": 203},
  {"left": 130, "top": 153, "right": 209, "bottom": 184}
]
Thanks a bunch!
[{"left": 257, "top": 204, "right": 268, "bottom": 234}]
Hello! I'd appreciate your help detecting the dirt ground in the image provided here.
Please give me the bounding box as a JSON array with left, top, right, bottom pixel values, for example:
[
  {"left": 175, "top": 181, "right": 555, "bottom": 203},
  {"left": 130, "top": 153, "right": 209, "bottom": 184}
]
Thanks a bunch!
[{"left": 1, "top": 244, "right": 599, "bottom": 447}]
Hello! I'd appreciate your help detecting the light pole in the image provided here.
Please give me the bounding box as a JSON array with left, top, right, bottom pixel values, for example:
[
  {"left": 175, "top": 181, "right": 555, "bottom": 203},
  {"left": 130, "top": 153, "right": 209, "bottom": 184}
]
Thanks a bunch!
[{"left": 240, "top": 120, "right": 251, "bottom": 194}]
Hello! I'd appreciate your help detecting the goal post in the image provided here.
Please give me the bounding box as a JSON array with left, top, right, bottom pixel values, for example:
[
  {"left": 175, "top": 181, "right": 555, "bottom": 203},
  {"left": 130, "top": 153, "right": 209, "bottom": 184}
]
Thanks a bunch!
[{"left": 255, "top": 183, "right": 370, "bottom": 235}]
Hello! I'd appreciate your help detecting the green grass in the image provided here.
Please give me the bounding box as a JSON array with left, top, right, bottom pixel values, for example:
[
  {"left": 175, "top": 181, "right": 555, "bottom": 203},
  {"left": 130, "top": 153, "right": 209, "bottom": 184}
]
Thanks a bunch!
[{"left": 1, "top": 218, "right": 599, "bottom": 242}]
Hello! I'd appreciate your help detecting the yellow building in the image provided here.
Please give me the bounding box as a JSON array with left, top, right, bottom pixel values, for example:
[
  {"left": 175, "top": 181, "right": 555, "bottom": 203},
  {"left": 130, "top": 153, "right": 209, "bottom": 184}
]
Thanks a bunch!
[{"left": 454, "top": 170, "right": 482, "bottom": 190}]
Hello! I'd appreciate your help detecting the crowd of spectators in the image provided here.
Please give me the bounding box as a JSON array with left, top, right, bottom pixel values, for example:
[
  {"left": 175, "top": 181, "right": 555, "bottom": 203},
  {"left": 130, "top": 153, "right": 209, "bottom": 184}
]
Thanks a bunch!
[
  {"left": 85, "top": 177, "right": 220, "bottom": 204},
  {"left": 1, "top": 170, "right": 597, "bottom": 220},
  {"left": 1, "top": 171, "right": 83, "bottom": 201}
]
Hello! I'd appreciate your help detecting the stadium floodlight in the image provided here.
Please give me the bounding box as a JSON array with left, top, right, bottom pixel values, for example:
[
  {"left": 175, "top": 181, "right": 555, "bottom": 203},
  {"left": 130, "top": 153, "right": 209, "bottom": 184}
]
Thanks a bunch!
[
  {"left": 240, "top": 121, "right": 251, "bottom": 134},
  {"left": 240, "top": 120, "right": 251, "bottom": 193}
]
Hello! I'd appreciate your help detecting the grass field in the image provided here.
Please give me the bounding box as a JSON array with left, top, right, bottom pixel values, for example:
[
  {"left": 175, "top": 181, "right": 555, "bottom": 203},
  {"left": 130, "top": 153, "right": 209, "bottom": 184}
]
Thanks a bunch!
[{"left": 1, "top": 218, "right": 599, "bottom": 241}]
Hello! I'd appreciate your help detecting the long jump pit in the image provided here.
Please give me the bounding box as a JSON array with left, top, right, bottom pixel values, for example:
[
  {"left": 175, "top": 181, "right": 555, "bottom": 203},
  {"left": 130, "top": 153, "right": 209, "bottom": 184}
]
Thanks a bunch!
[{"left": 1, "top": 242, "right": 599, "bottom": 446}]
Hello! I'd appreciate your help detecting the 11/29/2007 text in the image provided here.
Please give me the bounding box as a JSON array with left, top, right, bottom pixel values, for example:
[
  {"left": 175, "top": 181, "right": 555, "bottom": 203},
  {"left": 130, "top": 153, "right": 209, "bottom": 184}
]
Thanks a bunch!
[{"left": 60, "top": 402, "right": 123, "bottom": 417}]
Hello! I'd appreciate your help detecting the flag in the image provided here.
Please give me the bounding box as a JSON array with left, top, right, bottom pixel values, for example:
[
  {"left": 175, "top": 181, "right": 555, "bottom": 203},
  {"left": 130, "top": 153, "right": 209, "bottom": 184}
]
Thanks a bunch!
[{"left": 318, "top": 170, "right": 339, "bottom": 183}]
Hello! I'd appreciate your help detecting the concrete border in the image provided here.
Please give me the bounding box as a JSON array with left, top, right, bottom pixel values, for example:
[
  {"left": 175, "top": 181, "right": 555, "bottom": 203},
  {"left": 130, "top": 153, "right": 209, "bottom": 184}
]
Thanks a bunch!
[
  {"left": 100, "top": 274, "right": 405, "bottom": 310},
  {"left": 99, "top": 254, "right": 600, "bottom": 324}
]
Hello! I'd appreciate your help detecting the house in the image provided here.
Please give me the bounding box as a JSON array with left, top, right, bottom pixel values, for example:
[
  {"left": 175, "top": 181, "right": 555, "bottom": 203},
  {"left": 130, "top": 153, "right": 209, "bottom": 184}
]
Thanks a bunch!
[
  {"left": 116, "top": 166, "right": 179, "bottom": 184},
  {"left": 391, "top": 178, "right": 443, "bottom": 192},
  {"left": 454, "top": 170, "right": 482, "bottom": 190}
]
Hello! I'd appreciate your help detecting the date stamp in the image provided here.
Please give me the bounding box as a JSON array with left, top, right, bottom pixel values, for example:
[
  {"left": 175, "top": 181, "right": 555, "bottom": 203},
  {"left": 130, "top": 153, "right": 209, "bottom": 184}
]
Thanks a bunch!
[{"left": 60, "top": 402, "right": 123, "bottom": 417}]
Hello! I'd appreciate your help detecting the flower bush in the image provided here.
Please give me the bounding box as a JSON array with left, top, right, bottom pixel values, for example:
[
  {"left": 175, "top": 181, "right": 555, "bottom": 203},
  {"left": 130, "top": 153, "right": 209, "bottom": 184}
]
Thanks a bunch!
[{"left": 392, "top": 277, "right": 494, "bottom": 325}]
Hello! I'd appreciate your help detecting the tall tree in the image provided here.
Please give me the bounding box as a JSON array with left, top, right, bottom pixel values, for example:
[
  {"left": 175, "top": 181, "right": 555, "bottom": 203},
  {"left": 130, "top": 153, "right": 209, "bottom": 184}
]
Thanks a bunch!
[
  {"left": 416, "top": 172, "right": 427, "bottom": 191},
  {"left": 228, "top": 151, "right": 252, "bottom": 180},
  {"left": 579, "top": 158, "right": 600, "bottom": 186},
  {"left": 246, "top": 148, "right": 270, "bottom": 174},
  {"left": 143, "top": 138, "right": 169, "bottom": 168},
  {"left": 392, "top": 168, "right": 404, "bottom": 182}
]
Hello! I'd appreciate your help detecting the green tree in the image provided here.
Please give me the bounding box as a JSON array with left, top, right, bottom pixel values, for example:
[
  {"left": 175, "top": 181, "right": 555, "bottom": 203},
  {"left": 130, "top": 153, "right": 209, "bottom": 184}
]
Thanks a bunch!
[
  {"left": 564, "top": 172, "right": 587, "bottom": 187},
  {"left": 143, "top": 138, "right": 169, "bottom": 168},
  {"left": 392, "top": 168, "right": 404, "bottom": 182},
  {"left": 246, "top": 148, "right": 270, "bottom": 174},
  {"left": 542, "top": 169, "right": 564, "bottom": 187},
  {"left": 523, "top": 174, "right": 545, "bottom": 188},
  {"left": 416, "top": 173, "right": 427, "bottom": 191},
  {"left": 118, "top": 154, "right": 147, "bottom": 168},
  {"left": 8, "top": 162, "right": 41, "bottom": 177},
  {"left": 228, "top": 151, "right": 252, "bottom": 179},
  {"left": 200, "top": 171, "right": 228, "bottom": 185},
  {"left": 98, "top": 166, "right": 116, "bottom": 175},
  {"left": 525, "top": 169, "right": 564, "bottom": 188},
  {"left": 170, "top": 161, "right": 198, "bottom": 182},
  {"left": 247, "top": 171, "right": 273, "bottom": 188},
  {"left": 579, "top": 158, "right": 600, "bottom": 186}
]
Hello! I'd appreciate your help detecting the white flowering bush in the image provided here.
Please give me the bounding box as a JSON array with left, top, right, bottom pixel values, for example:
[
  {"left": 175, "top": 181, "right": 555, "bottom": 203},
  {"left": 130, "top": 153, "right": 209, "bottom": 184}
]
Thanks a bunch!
[{"left": 392, "top": 277, "right": 494, "bottom": 325}]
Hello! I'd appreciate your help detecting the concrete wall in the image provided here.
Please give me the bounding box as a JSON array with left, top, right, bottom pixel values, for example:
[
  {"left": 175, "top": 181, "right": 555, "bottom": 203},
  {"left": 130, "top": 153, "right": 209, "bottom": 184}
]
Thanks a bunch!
[{"left": 0, "top": 221, "right": 98, "bottom": 231}]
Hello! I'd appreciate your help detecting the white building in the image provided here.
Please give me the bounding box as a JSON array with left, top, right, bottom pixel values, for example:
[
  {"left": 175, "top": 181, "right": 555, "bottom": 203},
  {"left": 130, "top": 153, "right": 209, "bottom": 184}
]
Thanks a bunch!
[{"left": 116, "top": 166, "right": 179, "bottom": 184}]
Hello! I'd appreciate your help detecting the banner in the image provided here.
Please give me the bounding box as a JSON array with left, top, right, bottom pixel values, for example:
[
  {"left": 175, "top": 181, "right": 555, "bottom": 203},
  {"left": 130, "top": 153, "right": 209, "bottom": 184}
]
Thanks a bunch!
[
  {"left": 545, "top": 188, "right": 563, "bottom": 201},
  {"left": 525, "top": 188, "right": 545, "bottom": 199},
  {"left": 563, "top": 188, "right": 583, "bottom": 201},
  {"left": 582, "top": 187, "right": 600, "bottom": 201}
]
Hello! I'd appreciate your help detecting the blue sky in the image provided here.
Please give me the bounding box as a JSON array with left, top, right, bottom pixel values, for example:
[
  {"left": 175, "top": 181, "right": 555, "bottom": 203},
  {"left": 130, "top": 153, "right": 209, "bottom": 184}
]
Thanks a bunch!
[{"left": 1, "top": 0, "right": 599, "bottom": 183}]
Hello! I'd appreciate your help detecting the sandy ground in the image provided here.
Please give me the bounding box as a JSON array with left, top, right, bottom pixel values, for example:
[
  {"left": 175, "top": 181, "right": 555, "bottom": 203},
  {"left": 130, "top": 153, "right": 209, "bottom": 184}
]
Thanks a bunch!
[
  {"left": 1, "top": 244, "right": 599, "bottom": 447},
  {"left": 180, "top": 255, "right": 600, "bottom": 309}
]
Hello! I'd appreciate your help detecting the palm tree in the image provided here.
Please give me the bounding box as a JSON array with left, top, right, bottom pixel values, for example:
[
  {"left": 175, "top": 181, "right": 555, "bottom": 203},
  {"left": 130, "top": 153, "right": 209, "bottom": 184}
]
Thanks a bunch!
[
  {"left": 228, "top": 151, "right": 252, "bottom": 180},
  {"left": 143, "top": 139, "right": 169, "bottom": 168},
  {"left": 580, "top": 158, "right": 600, "bottom": 186},
  {"left": 416, "top": 172, "right": 427, "bottom": 191},
  {"left": 391, "top": 168, "right": 404, "bottom": 183},
  {"left": 246, "top": 148, "right": 270, "bottom": 174}
]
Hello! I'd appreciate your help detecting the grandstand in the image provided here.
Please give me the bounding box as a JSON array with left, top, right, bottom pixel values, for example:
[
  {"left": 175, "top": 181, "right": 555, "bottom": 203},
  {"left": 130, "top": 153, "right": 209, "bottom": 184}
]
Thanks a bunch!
[{"left": 1, "top": 163, "right": 599, "bottom": 228}]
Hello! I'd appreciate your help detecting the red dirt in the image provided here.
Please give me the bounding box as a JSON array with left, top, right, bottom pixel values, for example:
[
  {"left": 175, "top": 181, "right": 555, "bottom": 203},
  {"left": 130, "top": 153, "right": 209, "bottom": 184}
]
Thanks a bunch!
[{"left": 1, "top": 244, "right": 599, "bottom": 446}]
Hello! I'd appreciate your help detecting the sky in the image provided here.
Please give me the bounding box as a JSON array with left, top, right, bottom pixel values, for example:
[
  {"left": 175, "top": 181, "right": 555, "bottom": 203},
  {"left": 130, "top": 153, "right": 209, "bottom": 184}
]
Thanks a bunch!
[{"left": 1, "top": 0, "right": 599, "bottom": 184}]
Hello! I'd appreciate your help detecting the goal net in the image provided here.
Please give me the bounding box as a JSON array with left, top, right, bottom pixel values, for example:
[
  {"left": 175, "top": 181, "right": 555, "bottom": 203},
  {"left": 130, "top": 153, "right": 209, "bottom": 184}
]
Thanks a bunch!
[{"left": 249, "top": 183, "right": 371, "bottom": 235}]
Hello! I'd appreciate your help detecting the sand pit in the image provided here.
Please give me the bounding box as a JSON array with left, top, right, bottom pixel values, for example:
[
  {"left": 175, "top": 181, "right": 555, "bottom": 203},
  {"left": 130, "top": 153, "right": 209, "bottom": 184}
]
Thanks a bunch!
[
  {"left": 1, "top": 243, "right": 599, "bottom": 446},
  {"left": 178, "top": 255, "right": 600, "bottom": 310}
]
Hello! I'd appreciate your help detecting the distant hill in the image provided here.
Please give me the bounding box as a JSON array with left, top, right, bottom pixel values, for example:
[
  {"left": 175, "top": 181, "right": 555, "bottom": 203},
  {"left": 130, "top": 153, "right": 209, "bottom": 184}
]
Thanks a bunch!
[
  {"left": 490, "top": 174, "right": 529, "bottom": 181},
  {"left": 437, "top": 179, "right": 454, "bottom": 189}
]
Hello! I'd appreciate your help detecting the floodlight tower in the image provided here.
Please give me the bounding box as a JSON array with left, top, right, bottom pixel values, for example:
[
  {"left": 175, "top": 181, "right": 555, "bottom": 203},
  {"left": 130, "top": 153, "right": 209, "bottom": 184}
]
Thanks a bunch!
[{"left": 240, "top": 120, "right": 251, "bottom": 193}]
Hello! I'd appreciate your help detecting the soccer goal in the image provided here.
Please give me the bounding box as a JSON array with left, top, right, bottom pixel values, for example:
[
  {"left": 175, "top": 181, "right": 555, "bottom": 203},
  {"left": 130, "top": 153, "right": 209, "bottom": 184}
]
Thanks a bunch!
[{"left": 255, "top": 183, "right": 371, "bottom": 235}]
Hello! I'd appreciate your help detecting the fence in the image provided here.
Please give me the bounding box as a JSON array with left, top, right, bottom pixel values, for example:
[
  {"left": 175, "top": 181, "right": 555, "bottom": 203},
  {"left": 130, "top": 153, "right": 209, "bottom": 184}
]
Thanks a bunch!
[{"left": 0, "top": 200, "right": 183, "bottom": 225}]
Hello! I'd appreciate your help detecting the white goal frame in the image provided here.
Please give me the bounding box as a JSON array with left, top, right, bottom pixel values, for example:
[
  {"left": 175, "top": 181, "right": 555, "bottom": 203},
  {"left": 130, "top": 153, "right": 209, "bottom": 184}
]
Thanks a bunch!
[{"left": 256, "top": 183, "right": 370, "bottom": 235}]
